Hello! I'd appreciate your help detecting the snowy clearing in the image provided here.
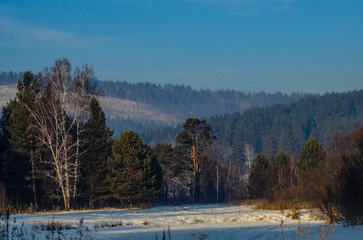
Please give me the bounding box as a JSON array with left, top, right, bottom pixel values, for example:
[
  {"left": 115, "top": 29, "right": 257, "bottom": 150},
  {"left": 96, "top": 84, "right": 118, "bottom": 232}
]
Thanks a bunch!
[{"left": 12, "top": 204, "right": 363, "bottom": 239}]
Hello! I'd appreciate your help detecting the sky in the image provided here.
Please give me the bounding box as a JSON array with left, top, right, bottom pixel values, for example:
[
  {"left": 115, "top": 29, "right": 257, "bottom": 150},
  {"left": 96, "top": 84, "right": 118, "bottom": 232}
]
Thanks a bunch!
[{"left": 0, "top": 0, "right": 362, "bottom": 93}]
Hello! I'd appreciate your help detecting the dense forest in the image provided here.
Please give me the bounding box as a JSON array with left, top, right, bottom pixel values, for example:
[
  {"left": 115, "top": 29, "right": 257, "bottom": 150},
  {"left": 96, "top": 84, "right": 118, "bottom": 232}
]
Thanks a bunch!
[
  {"left": 96, "top": 80, "right": 305, "bottom": 119},
  {"left": 1, "top": 70, "right": 307, "bottom": 135},
  {"left": 143, "top": 90, "right": 363, "bottom": 160},
  {"left": 1, "top": 62, "right": 362, "bottom": 226},
  {"left": 0, "top": 60, "right": 163, "bottom": 211},
  {"left": 0, "top": 71, "right": 24, "bottom": 85}
]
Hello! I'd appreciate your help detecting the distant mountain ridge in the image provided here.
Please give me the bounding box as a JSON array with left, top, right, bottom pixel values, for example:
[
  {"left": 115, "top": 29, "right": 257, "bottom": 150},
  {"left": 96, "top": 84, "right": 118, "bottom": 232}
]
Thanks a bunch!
[
  {"left": 96, "top": 81, "right": 307, "bottom": 134},
  {"left": 142, "top": 89, "right": 363, "bottom": 159},
  {"left": 96, "top": 80, "right": 305, "bottom": 119},
  {"left": 1, "top": 71, "right": 306, "bottom": 135}
]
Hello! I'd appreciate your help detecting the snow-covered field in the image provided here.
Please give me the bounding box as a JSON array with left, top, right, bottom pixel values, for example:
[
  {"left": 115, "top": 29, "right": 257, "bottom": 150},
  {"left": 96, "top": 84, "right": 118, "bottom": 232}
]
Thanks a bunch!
[{"left": 12, "top": 204, "right": 363, "bottom": 239}]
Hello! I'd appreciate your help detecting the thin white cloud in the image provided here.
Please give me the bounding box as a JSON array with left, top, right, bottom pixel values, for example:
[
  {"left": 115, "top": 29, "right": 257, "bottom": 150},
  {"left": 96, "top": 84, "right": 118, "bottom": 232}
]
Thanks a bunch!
[{"left": 0, "top": 17, "right": 115, "bottom": 47}]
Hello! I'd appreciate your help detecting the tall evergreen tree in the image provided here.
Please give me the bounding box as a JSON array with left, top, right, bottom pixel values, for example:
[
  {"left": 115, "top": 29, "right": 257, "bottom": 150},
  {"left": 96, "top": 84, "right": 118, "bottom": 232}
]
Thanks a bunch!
[
  {"left": 273, "top": 150, "right": 290, "bottom": 191},
  {"left": 0, "top": 72, "right": 41, "bottom": 208},
  {"left": 231, "top": 143, "right": 246, "bottom": 166},
  {"left": 107, "top": 131, "right": 162, "bottom": 208},
  {"left": 176, "top": 118, "right": 216, "bottom": 203},
  {"left": 262, "top": 135, "right": 278, "bottom": 156},
  {"left": 14, "top": 71, "right": 40, "bottom": 209},
  {"left": 297, "top": 138, "right": 326, "bottom": 180},
  {"left": 0, "top": 103, "right": 12, "bottom": 187},
  {"left": 280, "top": 130, "right": 299, "bottom": 157},
  {"left": 248, "top": 153, "right": 269, "bottom": 199},
  {"left": 0, "top": 99, "right": 31, "bottom": 206},
  {"left": 81, "top": 98, "right": 113, "bottom": 208}
]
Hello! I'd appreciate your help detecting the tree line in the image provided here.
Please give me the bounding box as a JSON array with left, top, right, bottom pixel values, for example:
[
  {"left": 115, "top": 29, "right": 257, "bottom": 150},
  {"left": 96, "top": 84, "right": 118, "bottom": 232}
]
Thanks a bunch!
[
  {"left": 143, "top": 89, "right": 363, "bottom": 160},
  {"left": 247, "top": 126, "right": 363, "bottom": 225},
  {"left": 0, "top": 60, "right": 163, "bottom": 211},
  {"left": 1, "top": 70, "right": 307, "bottom": 135},
  {"left": 96, "top": 80, "right": 305, "bottom": 120},
  {"left": 0, "top": 60, "right": 362, "bottom": 226},
  {"left": 0, "top": 59, "right": 239, "bottom": 211},
  {"left": 0, "top": 71, "right": 24, "bottom": 85}
]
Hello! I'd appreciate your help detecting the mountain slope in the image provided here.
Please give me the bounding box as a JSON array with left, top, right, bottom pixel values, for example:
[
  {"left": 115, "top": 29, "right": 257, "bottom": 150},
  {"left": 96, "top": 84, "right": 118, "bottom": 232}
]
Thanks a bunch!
[
  {"left": 142, "top": 90, "right": 363, "bottom": 158},
  {"left": 97, "top": 80, "right": 305, "bottom": 120},
  {"left": 0, "top": 84, "right": 179, "bottom": 130},
  {"left": 1, "top": 72, "right": 306, "bottom": 135}
]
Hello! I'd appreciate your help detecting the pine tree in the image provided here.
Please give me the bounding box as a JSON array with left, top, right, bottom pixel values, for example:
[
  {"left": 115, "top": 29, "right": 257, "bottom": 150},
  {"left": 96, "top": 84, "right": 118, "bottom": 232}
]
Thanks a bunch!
[
  {"left": 280, "top": 130, "right": 299, "bottom": 156},
  {"left": 176, "top": 118, "right": 216, "bottom": 203},
  {"left": 248, "top": 153, "right": 269, "bottom": 199},
  {"left": 107, "top": 131, "right": 162, "bottom": 208},
  {"left": 0, "top": 72, "right": 41, "bottom": 208},
  {"left": 297, "top": 138, "right": 326, "bottom": 180},
  {"left": 0, "top": 103, "right": 12, "bottom": 184},
  {"left": 231, "top": 143, "right": 246, "bottom": 166},
  {"left": 81, "top": 98, "right": 113, "bottom": 208},
  {"left": 273, "top": 150, "right": 290, "bottom": 191},
  {"left": 14, "top": 71, "right": 40, "bottom": 209},
  {"left": 0, "top": 99, "right": 31, "bottom": 206},
  {"left": 262, "top": 135, "right": 278, "bottom": 156}
]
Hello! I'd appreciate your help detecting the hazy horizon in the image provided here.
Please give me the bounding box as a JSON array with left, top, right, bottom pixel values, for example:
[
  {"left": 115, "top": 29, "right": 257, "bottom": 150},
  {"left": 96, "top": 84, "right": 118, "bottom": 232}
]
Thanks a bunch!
[{"left": 1, "top": 0, "right": 362, "bottom": 93}]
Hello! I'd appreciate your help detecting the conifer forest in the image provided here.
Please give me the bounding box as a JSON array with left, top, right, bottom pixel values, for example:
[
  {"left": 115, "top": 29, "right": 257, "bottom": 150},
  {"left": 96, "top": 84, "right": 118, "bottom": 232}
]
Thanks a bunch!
[{"left": 0, "top": 59, "right": 362, "bottom": 230}]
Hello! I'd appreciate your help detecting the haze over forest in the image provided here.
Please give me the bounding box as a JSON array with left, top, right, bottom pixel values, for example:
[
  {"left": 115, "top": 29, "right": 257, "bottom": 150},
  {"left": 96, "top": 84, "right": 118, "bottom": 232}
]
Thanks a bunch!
[{"left": 0, "top": 71, "right": 306, "bottom": 134}]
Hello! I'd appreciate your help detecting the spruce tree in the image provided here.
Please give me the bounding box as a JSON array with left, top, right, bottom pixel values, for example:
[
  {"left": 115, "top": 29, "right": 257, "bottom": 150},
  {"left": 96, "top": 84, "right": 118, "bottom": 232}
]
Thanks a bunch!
[
  {"left": 0, "top": 72, "right": 41, "bottom": 208},
  {"left": 107, "top": 131, "right": 162, "bottom": 208},
  {"left": 0, "top": 100, "right": 31, "bottom": 206},
  {"left": 262, "top": 135, "right": 278, "bottom": 156},
  {"left": 297, "top": 138, "right": 326, "bottom": 180},
  {"left": 273, "top": 150, "right": 290, "bottom": 191},
  {"left": 280, "top": 130, "right": 299, "bottom": 157},
  {"left": 12, "top": 71, "right": 40, "bottom": 208},
  {"left": 248, "top": 153, "right": 269, "bottom": 199},
  {"left": 81, "top": 98, "right": 113, "bottom": 208},
  {"left": 275, "top": 150, "right": 289, "bottom": 167},
  {"left": 0, "top": 103, "right": 12, "bottom": 183}
]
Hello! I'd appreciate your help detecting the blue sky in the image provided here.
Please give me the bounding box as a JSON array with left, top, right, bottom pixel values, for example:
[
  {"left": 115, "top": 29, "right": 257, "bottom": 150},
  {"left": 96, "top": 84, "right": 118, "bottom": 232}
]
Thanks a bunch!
[{"left": 0, "top": 0, "right": 362, "bottom": 93}]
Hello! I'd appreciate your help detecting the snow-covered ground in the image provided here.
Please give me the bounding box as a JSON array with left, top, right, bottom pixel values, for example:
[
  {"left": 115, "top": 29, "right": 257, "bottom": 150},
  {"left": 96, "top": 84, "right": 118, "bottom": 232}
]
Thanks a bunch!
[{"left": 12, "top": 204, "right": 363, "bottom": 239}]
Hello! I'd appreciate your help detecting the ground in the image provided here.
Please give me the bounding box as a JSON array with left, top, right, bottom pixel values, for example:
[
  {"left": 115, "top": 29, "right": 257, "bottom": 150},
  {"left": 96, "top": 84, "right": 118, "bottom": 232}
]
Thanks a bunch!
[{"left": 12, "top": 204, "right": 363, "bottom": 239}]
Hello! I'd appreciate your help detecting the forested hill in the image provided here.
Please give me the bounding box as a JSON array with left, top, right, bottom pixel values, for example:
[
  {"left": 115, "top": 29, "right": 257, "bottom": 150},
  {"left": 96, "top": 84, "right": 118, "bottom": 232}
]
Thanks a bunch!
[
  {"left": 96, "top": 80, "right": 304, "bottom": 119},
  {"left": 1, "top": 71, "right": 306, "bottom": 135},
  {"left": 142, "top": 89, "right": 363, "bottom": 159},
  {"left": 0, "top": 71, "right": 23, "bottom": 85},
  {"left": 1, "top": 73, "right": 305, "bottom": 119}
]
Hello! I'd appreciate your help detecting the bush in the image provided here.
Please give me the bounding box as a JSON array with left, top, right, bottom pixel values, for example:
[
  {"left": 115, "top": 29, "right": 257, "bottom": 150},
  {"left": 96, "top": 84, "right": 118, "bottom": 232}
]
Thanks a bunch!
[
  {"left": 321, "top": 126, "right": 363, "bottom": 226},
  {"left": 290, "top": 199, "right": 301, "bottom": 220}
]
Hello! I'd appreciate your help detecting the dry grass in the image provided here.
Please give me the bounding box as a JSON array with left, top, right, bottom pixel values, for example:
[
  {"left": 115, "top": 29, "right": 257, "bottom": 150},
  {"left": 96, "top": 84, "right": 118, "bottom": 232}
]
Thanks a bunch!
[{"left": 243, "top": 199, "right": 291, "bottom": 212}]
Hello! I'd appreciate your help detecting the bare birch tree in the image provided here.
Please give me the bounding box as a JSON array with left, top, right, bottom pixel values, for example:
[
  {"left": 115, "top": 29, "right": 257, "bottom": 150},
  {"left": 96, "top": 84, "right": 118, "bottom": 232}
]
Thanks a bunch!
[
  {"left": 244, "top": 143, "right": 255, "bottom": 171},
  {"left": 69, "top": 66, "right": 95, "bottom": 206},
  {"left": 27, "top": 59, "right": 93, "bottom": 210},
  {"left": 244, "top": 143, "right": 255, "bottom": 199}
]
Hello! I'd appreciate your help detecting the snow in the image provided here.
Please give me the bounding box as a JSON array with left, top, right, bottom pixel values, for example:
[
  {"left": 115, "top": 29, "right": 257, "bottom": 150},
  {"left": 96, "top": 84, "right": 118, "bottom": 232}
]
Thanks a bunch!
[{"left": 11, "top": 204, "right": 363, "bottom": 239}]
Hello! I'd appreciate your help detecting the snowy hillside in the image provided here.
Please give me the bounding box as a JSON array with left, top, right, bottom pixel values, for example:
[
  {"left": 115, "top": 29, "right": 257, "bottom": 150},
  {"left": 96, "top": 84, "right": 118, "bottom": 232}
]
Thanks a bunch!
[
  {"left": 0, "top": 84, "right": 179, "bottom": 127},
  {"left": 12, "top": 205, "right": 363, "bottom": 240},
  {"left": 0, "top": 84, "right": 17, "bottom": 109}
]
